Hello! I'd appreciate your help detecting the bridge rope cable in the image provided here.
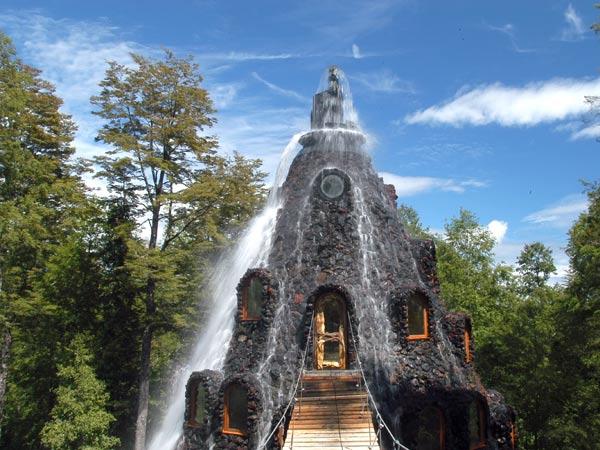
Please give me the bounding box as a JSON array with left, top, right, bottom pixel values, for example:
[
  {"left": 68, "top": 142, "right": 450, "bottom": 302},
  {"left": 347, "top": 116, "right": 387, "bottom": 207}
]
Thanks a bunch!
[
  {"left": 346, "top": 311, "right": 411, "bottom": 450},
  {"left": 257, "top": 313, "right": 315, "bottom": 450}
]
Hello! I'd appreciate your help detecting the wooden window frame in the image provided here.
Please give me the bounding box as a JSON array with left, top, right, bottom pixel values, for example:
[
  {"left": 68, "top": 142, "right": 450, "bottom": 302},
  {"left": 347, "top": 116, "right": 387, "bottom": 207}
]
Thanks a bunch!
[
  {"left": 510, "top": 422, "right": 517, "bottom": 450},
  {"left": 241, "top": 277, "right": 261, "bottom": 321},
  {"left": 464, "top": 327, "right": 473, "bottom": 363},
  {"left": 416, "top": 406, "right": 446, "bottom": 450},
  {"left": 469, "top": 400, "right": 487, "bottom": 450},
  {"left": 437, "top": 408, "right": 446, "bottom": 450},
  {"left": 222, "top": 384, "right": 248, "bottom": 437},
  {"left": 407, "top": 293, "right": 430, "bottom": 341}
]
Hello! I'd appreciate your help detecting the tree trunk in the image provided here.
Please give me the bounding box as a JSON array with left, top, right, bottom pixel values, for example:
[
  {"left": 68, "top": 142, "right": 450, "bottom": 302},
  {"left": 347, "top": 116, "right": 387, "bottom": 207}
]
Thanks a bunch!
[
  {"left": 134, "top": 269, "right": 158, "bottom": 450},
  {"left": 0, "top": 327, "right": 12, "bottom": 435},
  {"left": 133, "top": 323, "right": 153, "bottom": 450},
  {"left": 134, "top": 184, "right": 162, "bottom": 450}
]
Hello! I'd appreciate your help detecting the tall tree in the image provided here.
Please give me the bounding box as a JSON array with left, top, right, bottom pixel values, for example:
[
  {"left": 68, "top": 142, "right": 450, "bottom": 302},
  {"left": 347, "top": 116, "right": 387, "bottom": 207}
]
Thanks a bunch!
[
  {"left": 558, "top": 180, "right": 600, "bottom": 447},
  {"left": 91, "top": 50, "right": 265, "bottom": 449},
  {"left": 0, "top": 31, "right": 87, "bottom": 439},
  {"left": 40, "top": 334, "right": 120, "bottom": 450},
  {"left": 516, "top": 242, "right": 556, "bottom": 295}
]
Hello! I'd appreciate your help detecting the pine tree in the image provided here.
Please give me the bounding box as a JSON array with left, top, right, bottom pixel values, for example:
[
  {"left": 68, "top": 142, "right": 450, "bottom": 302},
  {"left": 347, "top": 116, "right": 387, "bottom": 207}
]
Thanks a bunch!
[{"left": 40, "top": 335, "right": 120, "bottom": 450}]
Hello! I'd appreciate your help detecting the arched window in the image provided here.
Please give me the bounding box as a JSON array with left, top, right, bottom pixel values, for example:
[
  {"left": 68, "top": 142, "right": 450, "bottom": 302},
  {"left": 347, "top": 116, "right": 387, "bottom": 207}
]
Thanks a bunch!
[
  {"left": 468, "top": 400, "right": 487, "bottom": 450},
  {"left": 223, "top": 383, "right": 248, "bottom": 436},
  {"left": 407, "top": 292, "right": 429, "bottom": 340},
  {"left": 242, "top": 277, "right": 263, "bottom": 321},
  {"left": 417, "top": 407, "right": 445, "bottom": 450},
  {"left": 188, "top": 382, "right": 207, "bottom": 426},
  {"left": 464, "top": 325, "right": 473, "bottom": 363}
]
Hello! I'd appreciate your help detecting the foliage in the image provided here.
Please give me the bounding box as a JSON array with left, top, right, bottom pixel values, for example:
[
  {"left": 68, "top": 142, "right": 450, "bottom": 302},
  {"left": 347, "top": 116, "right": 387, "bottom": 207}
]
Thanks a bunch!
[
  {"left": 516, "top": 242, "right": 556, "bottom": 295},
  {"left": 40, "top": 335, "right": 120, "bottom": 450},
  {"left": 90, "top": 49, "right": 266, "bottom": 448},
  {"left": 0, "top": 30, "right": 90, "bottom": 446},
  {"left": 397, "top": 203, "right": 431, "bottom": 239}
]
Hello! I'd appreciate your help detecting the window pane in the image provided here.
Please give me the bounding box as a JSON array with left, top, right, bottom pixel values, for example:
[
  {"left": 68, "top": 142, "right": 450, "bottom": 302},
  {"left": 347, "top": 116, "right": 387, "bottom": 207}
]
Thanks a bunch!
[
  {"left": 321, "top": 174, "right": 345, "bottom": 199},
  {"left": 324, "top": 341, "right": 340, "bottom": 364},
  {"left": 246, "top": 278, "right": 262, "bottom": 319},
  {"left": 408, "top": 294, "right": 426, "bottom": 335},
  {"left": 227, "top": 385, "right": 248, "bottom": 433},
  {"left": 468, "top": 402, "right": 481, "bottom": 445},
  {"left": 193, "top": 385, "right": 207, "bottom": 424},
  {"left": 323, "top": 298, "right": 342, "bottom": 333},
  {"left": 417, "top": 407, "right": 443, "bottom": 450}
]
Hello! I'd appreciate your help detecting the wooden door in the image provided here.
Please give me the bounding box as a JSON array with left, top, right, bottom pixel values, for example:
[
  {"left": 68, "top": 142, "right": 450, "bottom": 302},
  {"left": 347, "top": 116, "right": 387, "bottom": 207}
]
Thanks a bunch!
[{"left": 314, "top": 294, "right": 347, "bottom": 369}]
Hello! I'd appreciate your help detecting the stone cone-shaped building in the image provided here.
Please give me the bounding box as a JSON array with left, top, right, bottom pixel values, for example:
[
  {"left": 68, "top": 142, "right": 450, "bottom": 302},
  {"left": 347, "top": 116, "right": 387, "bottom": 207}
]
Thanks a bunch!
[{"left": 182, "top": 67, "right": 516, "bottom": 450}]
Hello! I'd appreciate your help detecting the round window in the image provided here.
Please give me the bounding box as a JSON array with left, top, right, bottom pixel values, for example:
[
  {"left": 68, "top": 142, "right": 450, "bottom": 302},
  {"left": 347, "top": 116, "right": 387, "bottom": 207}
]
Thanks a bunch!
[{"left": 320, "top": 174, "right": 345, "bottom": 199}]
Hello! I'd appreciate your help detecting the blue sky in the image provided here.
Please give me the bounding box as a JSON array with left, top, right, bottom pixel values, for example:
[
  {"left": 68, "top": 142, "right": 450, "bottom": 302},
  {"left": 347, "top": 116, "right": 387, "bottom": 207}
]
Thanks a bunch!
[{"left": 1, "top": 0, "right": 599, "bottom": 281}]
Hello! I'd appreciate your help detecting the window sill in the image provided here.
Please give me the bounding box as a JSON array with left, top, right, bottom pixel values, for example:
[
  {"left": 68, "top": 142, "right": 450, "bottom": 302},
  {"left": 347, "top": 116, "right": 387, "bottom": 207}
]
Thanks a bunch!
[
  {"left": 407, "top": 334, "right": 429, "bottom": 341},
  {"left": 223, "top": 428, "right": 247, "bottom": 437}
]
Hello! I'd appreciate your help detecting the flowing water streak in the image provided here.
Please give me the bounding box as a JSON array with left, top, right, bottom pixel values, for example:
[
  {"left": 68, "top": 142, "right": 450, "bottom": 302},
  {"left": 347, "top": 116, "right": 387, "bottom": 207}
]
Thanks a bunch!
[{"left": 147, "top": 133, "right": 305, "bottom": 450}]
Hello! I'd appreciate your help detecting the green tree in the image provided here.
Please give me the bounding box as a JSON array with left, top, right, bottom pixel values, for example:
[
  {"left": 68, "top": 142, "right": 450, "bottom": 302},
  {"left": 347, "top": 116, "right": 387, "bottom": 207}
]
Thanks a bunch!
[
  {"left": 0, "top": 31, "right": 88, "bottom": 442},
  {"left": 90, "top": 50, "right": 265, "bottom": 449},
  {"left": 434, "top": 209, "right": 514, "bottom": 346},
  {"left": 397, "top": 203, "right": 431, "bottom": 239},
  {"left": 551, "top": 180, "right": 600, "bottom": 448},
  {"left": 516, "top": 242, "right": 556, "bottom": 295},
  {"left": 40, "top": 335, "right": 120, "bottom": 450}
]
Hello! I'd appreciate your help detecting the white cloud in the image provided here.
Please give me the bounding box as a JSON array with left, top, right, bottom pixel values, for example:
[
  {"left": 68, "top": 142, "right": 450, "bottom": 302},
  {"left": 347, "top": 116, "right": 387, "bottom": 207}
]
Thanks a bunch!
[
  {"left": 352, "top": 69, "right": 415, "bottom": 94},
  {"left": 380, "top": 172, "right": 485, "bottom": 197},
  {"left": 486, "top": 219, "right": 508, "bottom": 244},
  {"left": 561, "top": 3, "right": 586, "bottom": 41},
  {"left": 485, "top": 22, "right": 535, "bottom": 53},
  {"left": 251, "top": 72, "right": 308, "bottom": 102},
  {"left": 405, "top": 77, "right": 600, "bottom": 134},
  {"left": 524, "top": 194, "right": 588, "bottom": 228},
  {"left": 352, "top": 43, "right": 362, "bottom": 59}
]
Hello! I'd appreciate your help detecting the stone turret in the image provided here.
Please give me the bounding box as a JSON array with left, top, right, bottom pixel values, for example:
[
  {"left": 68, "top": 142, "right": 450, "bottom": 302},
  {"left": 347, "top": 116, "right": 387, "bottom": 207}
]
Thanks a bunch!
[{"left": 182, "top": 68, "right": 516, "bottom": 450}]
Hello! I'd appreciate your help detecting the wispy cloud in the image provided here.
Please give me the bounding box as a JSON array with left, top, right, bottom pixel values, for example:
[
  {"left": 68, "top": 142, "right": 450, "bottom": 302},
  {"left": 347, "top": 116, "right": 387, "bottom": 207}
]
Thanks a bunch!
[
  {"left": 571, "top": 123, "right": 600, "bottom": 140},
  {"left": 561, "top": 3, "right": 586, "bottom": 42},
  {"left": 352, "top": 43, "right": 362, "bottom": 59},
  {"left": 524, "top": 194, "right": 588, "bottom": 227},
  {"left": 485, "top": 22, "right": 535, "bottom": 53},
  {"left": 251, "top": 72, "right": 308, "bottom": 102},
  {"left": 404, "top": 77, "right": 600, "bottom": 137},
  {"left": 352, "top": 69, "right": 415, "bottom": 94},
  {"left": 209, "top": 82, "right": 244, "bottom": 109},
  {"left": 295, "top": 0, "right": 404, "bottom": 43},
  {"left": 196, "top": 51, "right": 299, "bottom": 62},
  {"left": 215, "top": 106, "right": 308, "bottom": 179},
  {"left": 380, "top": 172, "right": 486, "bottom": 197}
]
